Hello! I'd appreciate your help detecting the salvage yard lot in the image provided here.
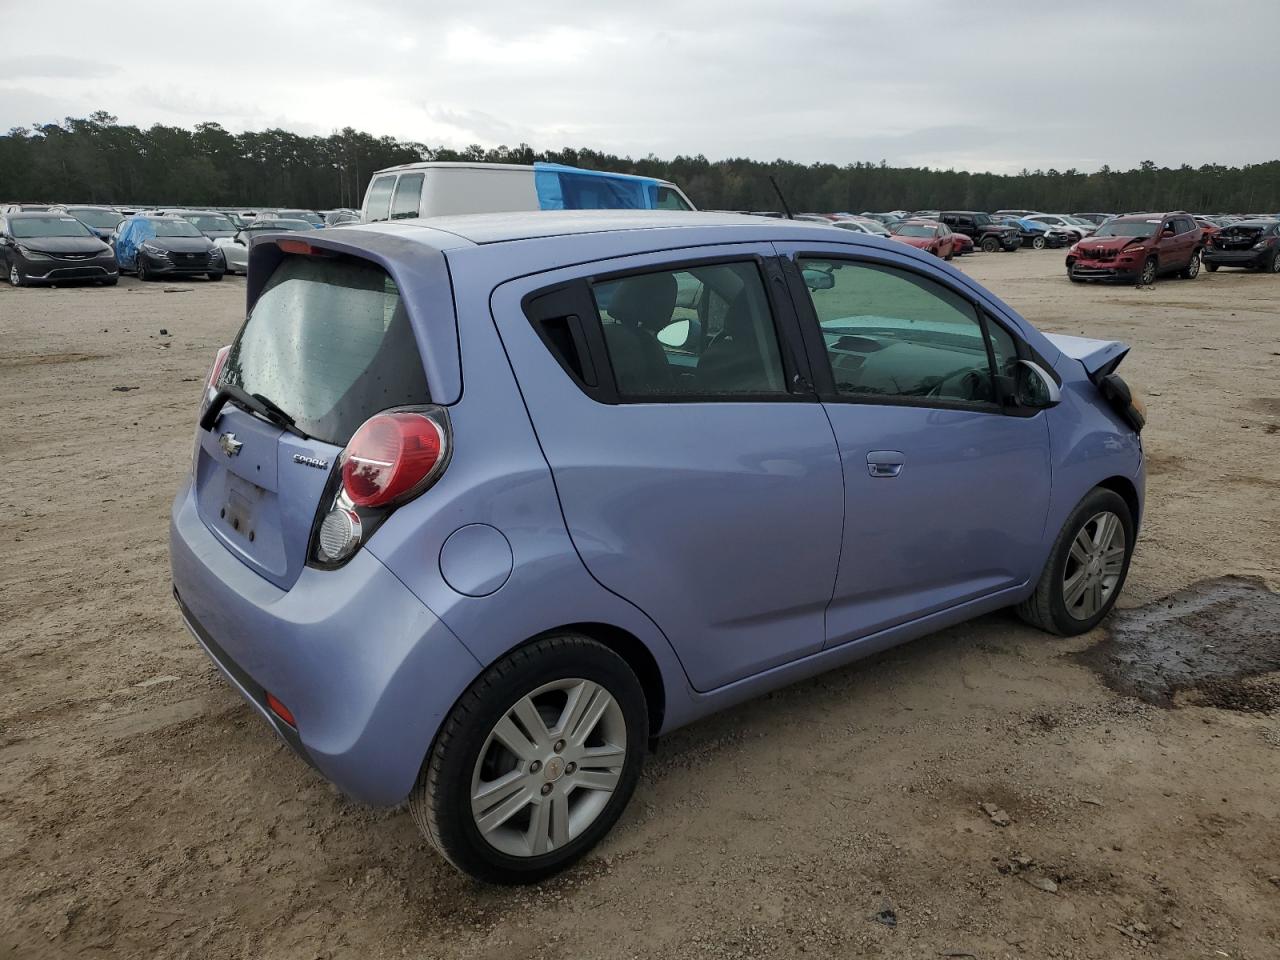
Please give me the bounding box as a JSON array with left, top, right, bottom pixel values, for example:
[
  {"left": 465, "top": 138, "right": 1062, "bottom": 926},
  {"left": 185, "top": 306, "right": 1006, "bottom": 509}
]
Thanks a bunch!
[{"left": 1, "top": 250, "right": 1278, "bottom": 959}]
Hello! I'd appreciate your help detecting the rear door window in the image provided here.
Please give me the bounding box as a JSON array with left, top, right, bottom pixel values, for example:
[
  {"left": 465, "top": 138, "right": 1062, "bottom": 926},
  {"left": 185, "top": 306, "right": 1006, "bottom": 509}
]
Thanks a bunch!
[
  {"left": 222, "top": 255, "right": 429, "bottom": 444},
  {"left": 390, "top": 173, "right": 424, "bottom": 220},
  {"left": 364, "top": 176, "right": 396, "bottom": 222}
]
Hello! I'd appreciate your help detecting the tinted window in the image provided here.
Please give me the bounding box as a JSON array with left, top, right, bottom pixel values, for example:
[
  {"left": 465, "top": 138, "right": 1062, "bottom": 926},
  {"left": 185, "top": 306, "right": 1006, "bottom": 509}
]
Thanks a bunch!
[
  {"left": 222, "top": 256, "right": 429, "bottom": 445},
  {"left": 390, "top": 173, "right": 424, "bottom": 220},
  {"left": 591, "top": 261, "right": 787, "bottom": 399},
  {"left": 68, "top": 208, "right": 124, "bottom": 229},
  {"left": 10, "top": 216, "right": 93, "bottom": 239},
  {"left": 655, "top": 186, "right": 692, "bottom": 211},
  {"left": 1096, "top": 220, "right": 1158, "bottom": 238},
  {"left": 365, "top": 175, "right": 396, "bottom": 222},
  {"left": 183, "top": 213, "right": 236, "bottom": 232},
  {"left": 799, "top": 259, "right": 997, "bottom": 406}
]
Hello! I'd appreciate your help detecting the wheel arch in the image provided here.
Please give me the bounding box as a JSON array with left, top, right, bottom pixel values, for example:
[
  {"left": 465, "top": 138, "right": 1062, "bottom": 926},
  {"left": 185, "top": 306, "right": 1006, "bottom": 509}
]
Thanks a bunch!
[{"left": 1097, "top": 474, "right": 1141, "bottom": 528}]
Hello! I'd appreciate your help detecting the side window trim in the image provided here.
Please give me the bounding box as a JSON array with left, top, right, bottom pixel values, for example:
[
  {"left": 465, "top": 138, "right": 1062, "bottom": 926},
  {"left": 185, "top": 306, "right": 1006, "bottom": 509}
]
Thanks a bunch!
[
  {"left": 522, "top": 252, "right": 816, "bottom": 405},
  {"left": 782, "top": 249, "right": 1025, "bottom": 415}
]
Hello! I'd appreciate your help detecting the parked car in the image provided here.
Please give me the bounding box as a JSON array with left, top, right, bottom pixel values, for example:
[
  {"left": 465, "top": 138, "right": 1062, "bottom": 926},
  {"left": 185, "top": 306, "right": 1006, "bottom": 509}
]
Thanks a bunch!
[
  {"left": 1025, "top": 214, "right": 1096, "bottom": 242},
  {"left": 1005, "top": 216, "right": 1074, "bottom": 250},
  {"left": 216, "top": 218, "right": 316, "bottom": 275},
  {"left": 1072, "top": 213, "right": 1115, "bottom": 226},
  {"left": 829, "top": 216, "right": 892, "bottom": 237},
  {"left": 160, "top": 209, "right": 241, "bottom": 241},
  {"left": 361, "top": 161, "right": 696, "bottom": 223},
  {"left": 939, "top": 211, "right": 1022, "bottom": 252},
  {"left": 323, "top": 208, "right": 361, "bottom": 226},
  {"left": 995, "top": 209, "right": 1039, "bottom": 217},
  {"left": 49, "top": 205, "right": 124, "bottom": 240},
  {"left": 1066, "top": 212, "right": 1203, "bottom": 284},
  {"left": 861, "top": 212, "right": 906, "bottom": 226},
  {"left": 114, "top": 215, "right": 225, "bottom": 281},
  {"left": 0, "top": 212, "right": 119, "bottom": 286},
  {"left": 951, "top": 232, "right": 974, "bottom": 256},
  {"left": 1203, "top": 219, "right": 1280, "bottom": 272},
  {"left": 172, "top": 210, "right": 1145, "bottom": 884},
  {"left": 0, "top": 202, "right": 52, "bottom": 214},
  {"left": 890, "top": 218, "right": 956, "bottom": 259},
  {"left": 272, "top": 209, "right": 325, "bottom": 228}
]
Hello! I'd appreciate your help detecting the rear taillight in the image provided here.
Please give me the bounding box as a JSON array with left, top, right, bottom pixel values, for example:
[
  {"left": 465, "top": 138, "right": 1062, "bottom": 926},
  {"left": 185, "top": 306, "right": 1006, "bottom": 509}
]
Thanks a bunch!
[
  {"left": 193, "top": 345, "right": 233, "bottom": 474},
  {"left": 206, "top": 345, "right": 231, "bottom": 394},
  {"left": 309, "top": 407, "right": 451, "bottom": 568},
  {"left": 341, "top": 412, "right": 445, "bottom": 508}
]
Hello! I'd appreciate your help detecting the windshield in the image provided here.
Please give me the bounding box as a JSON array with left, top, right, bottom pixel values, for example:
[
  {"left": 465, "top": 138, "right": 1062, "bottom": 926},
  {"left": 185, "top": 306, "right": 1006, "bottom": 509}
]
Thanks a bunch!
[
  {"left": 10, "top": 216, "right": 94, "bottom": 239},
  {"left": 893, "top": 223, "right": 936, "bottom": 238},
  {"left": 183, "top": 213, "right": 236, "bottom": 232},
  {"left": 1094, "top": 220, "right": 1159, "bottom": 238},
  {"left": 150, "top": 219, "right": 204, "bottom": 238},
  {"left": 222, "top": 255, "right": 429, "bottom": 445},
  {"left": 67, "top": 208, "right": 123, "bottom": 229},
  {"left": 1065, "top": 216, "right": 1094, "bottom": 226}
]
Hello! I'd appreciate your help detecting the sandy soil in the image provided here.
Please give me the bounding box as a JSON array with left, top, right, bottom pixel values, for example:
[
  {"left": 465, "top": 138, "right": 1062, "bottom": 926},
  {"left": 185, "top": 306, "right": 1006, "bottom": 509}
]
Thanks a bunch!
[{"left": 1, "top": 250, "right": 1277, "bottom": 960}]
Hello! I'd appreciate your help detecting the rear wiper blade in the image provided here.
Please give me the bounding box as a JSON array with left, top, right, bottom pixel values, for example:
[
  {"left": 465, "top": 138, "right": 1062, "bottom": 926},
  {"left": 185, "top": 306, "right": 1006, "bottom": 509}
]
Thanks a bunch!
[{"left": 200, "top": 383, "right": 311, "bottom": 440}]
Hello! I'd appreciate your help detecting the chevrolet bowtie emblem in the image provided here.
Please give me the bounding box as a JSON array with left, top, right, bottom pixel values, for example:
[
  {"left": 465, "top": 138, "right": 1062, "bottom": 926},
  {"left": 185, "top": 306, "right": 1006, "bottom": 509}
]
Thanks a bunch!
[{"left": 218, "top": 432, "right": 243, "bottom": 457}]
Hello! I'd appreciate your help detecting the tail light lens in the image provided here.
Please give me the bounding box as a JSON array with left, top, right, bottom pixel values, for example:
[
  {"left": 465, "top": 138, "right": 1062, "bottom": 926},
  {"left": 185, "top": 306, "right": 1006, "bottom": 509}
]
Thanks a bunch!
[
  {"left": 309, "top": 407, "right": 451, "bottom": 568},
  {"left": 193, "top": 345, "right": 232, "bottom": 474},
  {"left": 341, "top": 411, "right": 445, "bottom": 508}
]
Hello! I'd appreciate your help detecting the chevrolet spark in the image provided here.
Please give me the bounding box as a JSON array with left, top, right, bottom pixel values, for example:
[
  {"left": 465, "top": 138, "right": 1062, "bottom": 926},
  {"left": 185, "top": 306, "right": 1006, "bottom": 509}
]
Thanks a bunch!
[{"left": 171, "top": 212, "right": 1146, "bottom": 884}]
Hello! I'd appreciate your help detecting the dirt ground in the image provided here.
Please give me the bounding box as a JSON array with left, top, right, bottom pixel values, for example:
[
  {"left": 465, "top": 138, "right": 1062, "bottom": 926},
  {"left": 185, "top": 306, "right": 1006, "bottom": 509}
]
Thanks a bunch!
[{"left": 1, "top": 248, "right": 1278, "bottom": 960}]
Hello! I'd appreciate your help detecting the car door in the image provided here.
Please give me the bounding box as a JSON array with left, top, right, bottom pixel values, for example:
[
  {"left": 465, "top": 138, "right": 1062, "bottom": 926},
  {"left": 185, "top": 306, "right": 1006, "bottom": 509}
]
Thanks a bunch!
[
  {"left": 773, "top": 241, "right": 1052, "bottom": 647},
  {"left": 1154, "top": 217, "right": 1182, "bottom": 272},
  {"left": 489, "top": 245, "right": 845, "bottom": 691}
]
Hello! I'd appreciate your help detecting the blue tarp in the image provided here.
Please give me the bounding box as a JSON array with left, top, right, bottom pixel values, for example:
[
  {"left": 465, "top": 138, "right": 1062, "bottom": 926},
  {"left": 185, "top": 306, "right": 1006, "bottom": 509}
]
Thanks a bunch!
[
  {"left": 534, "top": 162, "right": 661, "bottom": 211},
  {"left": 114, "top": 216, "right": 156, "bottom": 266}
]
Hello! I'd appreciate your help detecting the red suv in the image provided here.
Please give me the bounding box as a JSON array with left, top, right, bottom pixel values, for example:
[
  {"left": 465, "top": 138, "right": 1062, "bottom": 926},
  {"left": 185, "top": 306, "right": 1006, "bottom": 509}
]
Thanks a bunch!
[{"left": 1066, "top": 213, "right": 1203, "bottom": 285}]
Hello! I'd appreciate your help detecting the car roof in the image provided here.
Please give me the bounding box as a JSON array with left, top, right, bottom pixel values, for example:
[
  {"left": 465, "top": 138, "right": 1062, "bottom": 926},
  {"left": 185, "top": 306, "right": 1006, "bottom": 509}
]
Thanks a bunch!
[
  {"left": 363, "top": 209, "right": 856, "bottom": 245},
  {"left": 7, "top": 211, "right": 76, "bottom": 219}
]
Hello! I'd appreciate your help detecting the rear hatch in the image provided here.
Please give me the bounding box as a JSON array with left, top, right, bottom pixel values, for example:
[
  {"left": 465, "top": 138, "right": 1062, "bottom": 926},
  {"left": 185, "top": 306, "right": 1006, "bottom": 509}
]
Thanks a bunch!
[
  {"left": 195, "top": 252, "right": 431, "bottom": 590},
  {"left": 1213, "top": 226, "right": 1264, "bottom": 250}
]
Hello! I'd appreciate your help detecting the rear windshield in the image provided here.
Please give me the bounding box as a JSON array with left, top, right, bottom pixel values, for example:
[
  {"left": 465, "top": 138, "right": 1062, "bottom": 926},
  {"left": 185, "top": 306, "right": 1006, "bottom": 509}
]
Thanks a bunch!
[
  {"left": 222, "top": 255, "right": 429, "bottom": 445},
  {"left": 894, "top": 223, "right": 936, "bottom": 237}
]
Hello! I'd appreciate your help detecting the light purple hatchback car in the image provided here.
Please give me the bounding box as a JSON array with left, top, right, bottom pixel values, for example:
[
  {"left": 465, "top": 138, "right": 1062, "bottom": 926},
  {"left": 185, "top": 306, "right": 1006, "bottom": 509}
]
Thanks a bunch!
[{"left": 171, "top": 211, "right": 1146, "bottom": 883}]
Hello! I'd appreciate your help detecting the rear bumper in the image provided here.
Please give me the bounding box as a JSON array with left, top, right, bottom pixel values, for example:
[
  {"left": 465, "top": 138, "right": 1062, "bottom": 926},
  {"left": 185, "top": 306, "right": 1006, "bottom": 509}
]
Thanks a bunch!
[
  {"left": 1203, "top": 249, "right": 1266, "bottom": 267},
  {"left": 169, "top": 476, "right": 481, "bottom": 806}
]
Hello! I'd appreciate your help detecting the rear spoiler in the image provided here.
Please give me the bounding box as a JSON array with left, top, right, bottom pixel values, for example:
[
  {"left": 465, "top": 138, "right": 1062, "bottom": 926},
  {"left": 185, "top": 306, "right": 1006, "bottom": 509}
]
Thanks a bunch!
[
  {"left": 1042, "top": 333, "right": 1143, "bottom": 432},
  {"left": 1041, "top": 333, "right": 1129, "bottom": 381}
]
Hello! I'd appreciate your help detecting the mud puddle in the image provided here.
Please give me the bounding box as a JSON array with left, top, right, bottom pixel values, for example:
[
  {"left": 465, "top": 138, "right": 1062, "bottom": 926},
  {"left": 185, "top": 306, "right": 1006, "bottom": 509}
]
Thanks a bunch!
[{"left": 1075, "top": 576, "right": 1280, "bottom": 711}]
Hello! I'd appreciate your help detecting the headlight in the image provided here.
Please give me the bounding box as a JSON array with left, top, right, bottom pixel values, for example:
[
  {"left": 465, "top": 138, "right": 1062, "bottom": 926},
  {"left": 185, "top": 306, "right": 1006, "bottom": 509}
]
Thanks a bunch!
[
  {"left": 209, "top": 247, "right": 223, "bottom": 258},
  {"left": 141, "top": 243, "right": 167, "bottom": 256},
  {"left": 16, "top": 245, "right": 51, "bottom": 260},
  {"left": 1253, "top": 241, "right": 1267, "bottom": 250}
]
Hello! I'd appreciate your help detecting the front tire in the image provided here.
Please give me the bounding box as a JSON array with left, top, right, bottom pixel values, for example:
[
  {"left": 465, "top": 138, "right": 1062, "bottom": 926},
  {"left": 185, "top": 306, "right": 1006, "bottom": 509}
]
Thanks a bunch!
[
  {"left": 410, "top": 634, "right": 648, "bottom": 884},
  {"left": 8, "top": 264, "right": 25, "bottom": 287},
  {"left": 137, "top": 259, "right": 150, "bottom": 282},
  {"left": 1017, "top": 488, "right": 1134, "bottom": 636},
  {"left": 1268, "top": 250, "right": 1280, "bottom": 273},
  {"left": 1138, "top": 257, "right": 1158, "bottom": 286},
  {"left": 207, "top": 271, "right": 224, "bottom": 282},
  {"left": 981, "top": 236, "right": 1000, "bottom": 253},
  {"left": 1031, "top": 235, "right": 1047, "bottom": 250}
]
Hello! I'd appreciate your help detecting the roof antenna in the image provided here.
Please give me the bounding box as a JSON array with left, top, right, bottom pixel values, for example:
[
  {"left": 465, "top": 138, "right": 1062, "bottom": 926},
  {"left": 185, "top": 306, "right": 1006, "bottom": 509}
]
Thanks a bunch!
[{"left": 769, "top": 175, "right": 795, "bottom": 219}]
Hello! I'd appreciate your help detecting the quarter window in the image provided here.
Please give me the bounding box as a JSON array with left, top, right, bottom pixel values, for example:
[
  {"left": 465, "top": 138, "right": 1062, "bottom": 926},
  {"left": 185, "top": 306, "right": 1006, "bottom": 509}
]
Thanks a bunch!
[
  {"left": 798, "top": 258, "right": 999, "bottom": 406},
  {"left": 655, "top": 187, "right": 692, "bottom": 211},
  {"left": 590, "top": 261, "right": 788, "bottom": 399},
  {"left": 390, "top": 173, "right": 424, "bottom": 220}
]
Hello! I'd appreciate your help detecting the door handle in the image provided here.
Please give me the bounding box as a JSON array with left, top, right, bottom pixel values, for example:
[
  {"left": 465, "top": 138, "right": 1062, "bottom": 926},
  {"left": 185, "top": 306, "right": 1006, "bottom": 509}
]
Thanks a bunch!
[{"left": 866, "top": 450, "right": 905, "bottom": 478}]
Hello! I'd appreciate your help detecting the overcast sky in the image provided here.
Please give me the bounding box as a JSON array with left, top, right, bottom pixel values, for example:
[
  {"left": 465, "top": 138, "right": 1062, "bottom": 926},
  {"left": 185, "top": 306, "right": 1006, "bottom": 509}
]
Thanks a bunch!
[{"left": 4, "top": 0, "right": 1279, "bottom": 174}]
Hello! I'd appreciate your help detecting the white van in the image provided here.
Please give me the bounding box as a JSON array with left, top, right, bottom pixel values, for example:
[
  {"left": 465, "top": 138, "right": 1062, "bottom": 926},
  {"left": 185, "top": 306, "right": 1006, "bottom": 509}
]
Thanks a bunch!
[{"left": 360, "top": 161, "right": 696, "bottom": 223}]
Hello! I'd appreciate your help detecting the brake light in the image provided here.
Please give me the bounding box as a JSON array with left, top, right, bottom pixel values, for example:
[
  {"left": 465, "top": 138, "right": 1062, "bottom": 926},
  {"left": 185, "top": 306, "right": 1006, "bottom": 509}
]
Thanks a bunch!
[
  {"left": 206, "top": 345, "right": 231, "bottom": 393},
  {"left": 276, "top": 238, "right": 313, "bottom": 256},
  {"left": 340, "top": 411, "right": 446, "bottom": 508}
]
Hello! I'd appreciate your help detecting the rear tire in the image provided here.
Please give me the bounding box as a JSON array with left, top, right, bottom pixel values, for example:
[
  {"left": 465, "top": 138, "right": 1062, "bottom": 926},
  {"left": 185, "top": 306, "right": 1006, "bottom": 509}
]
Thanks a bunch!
[
  {"left": 137, "top": 259, "right": 150, "bottom": 282},
  {"left": 410, "top": 633, "right": 648, "bottom": 885},
  {"left": 1017, "top": 487, "right": 1134, "bottom": 636},
  {"left": 1205, "top": 262, "right": 1219, "bottom": 272},
  {"left": 1269, "top": 250, "right": 1280, "bottom": 273}
]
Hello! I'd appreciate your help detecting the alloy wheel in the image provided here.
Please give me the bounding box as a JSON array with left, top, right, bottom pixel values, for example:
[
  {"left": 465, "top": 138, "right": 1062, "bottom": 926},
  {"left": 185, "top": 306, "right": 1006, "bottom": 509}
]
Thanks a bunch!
[
  {"left": 1062, "top": 511, "right": 1126, "bottom": 621},
  {"left": 470, "top": 678, "right": 627, "bottom": 858},
  {"left": 1140, "top": 259, "right": 1157, "bottom": 285},
  {"left": 8, "top": 264, "right": 19, "bottom": 287},
  {"left": 1186, "top": 253, "right": 1200, "bottom": 278}
]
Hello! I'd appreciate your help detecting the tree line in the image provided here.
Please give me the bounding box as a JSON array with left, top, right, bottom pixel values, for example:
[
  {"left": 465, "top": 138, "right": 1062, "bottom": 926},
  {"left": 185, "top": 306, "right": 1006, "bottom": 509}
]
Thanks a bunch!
[{"left": 3, "top": 112, "right": 1280, "bottom": 214}]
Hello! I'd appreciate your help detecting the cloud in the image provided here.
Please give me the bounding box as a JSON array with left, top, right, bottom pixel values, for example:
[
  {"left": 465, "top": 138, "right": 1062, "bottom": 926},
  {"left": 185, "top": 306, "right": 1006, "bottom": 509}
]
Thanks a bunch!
[{"left": 0, "top": 1, "right": 1278, "bottom": 173}]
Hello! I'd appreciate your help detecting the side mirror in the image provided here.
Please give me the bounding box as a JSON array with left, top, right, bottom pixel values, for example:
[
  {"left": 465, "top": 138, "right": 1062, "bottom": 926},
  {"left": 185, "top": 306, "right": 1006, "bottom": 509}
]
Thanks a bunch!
[
  {"left": 1015, "top": 359, "right": 1061, "bottom": 408},
  {"left": 803, "top": 266, "right": 835, "bottom": 291}
]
